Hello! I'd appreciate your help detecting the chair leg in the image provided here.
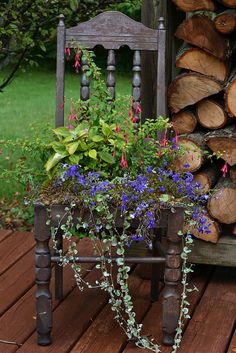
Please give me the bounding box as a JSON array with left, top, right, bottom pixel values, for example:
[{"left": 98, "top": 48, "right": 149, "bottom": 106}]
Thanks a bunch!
[
  {"left": 54, "top": 230, "right": 63, "bottom": 301},
  {"left": 162, "top": 208, "right": 184, "bottom": 346},
  {"left": 151, "top": 235, "right": 161, "bottom": 302},
  {"left": 35, "top": 204, "right": 52, "bottom": 346}
]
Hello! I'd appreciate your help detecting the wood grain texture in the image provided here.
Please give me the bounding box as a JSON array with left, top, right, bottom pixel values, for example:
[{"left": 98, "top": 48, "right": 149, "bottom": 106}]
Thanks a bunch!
[
  {"left": 205, "top": 126, "right": 236, "bottom": 166},
  {"left": 214, "top": 10, "right": 236, "bottom": 34},
  {"left": 189, "top": 235, "right": 236, "bottom": 266},
  {"left": 0, "top": 232, "right": 35, "bottom": 276},
  {"left": 176, "top": 45, "right": 228, "bottom": 82},
  {"left": 69, "top": 272, "right": 150, "bottom": 353},
  {"left": 168, "top": 73, "right": 222, "bottom": 113},
  {"left": 171, "top": 110, "right": 197, "bottom": 134},
  {"left": 176, "top": 267, "right": 236, "bottom": 353},
  {"left": 175, "top": 15, "right": 227, "bottom": 60},
  {"left": 19, "top": 269, "right": 108, "bottom": 353},
  {"left": 66, "top": 11, "right": 158, "bottom": 50},
  {"left": 197, "top": 99, "right": 229, "bottom": 129},
  {"left": 0, "top": 248, "right": 35, "bottom": 316},
  {"left": 172, "top": 0, "right": 215, "bottom": 12},
  {"left": 123, "top": 266, "right": 212, "bottom": 353},
  {"left": 0, "top": 229, "right": 13, "bottom": 243}
]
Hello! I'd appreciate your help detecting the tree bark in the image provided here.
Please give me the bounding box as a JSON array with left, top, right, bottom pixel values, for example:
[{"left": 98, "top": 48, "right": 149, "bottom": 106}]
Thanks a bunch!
[
  {"left": 168, "top": 72, "right": 222, "bottom": 113},
  {"left": 229, "top": 165, "right": 236, "bottom": 182},
  {"left": 175, "top": 14, "right": 227, "bottom": 60},
  {"left": 204, "top": 126, "right": 236, "bottom": 165},
  {"left": 186, "top": 213, "right": 221, "bottom": 243},
  {"left": 176, "top": 45, "right": 228, "bottom": 82},
  {"left": 225, "top": 67, "right": 236, "bottom": 117},
  {"left": 174, "top": 132, "right": 206, "bottom": 172},
  {"left": 171, "top": 109, "right": 197, "bottom": 134},
  {"left": 196, "top": 98, "right": 229, "bottom": 129},
  {"left": 207, "top": 177, "right": 236, "bottom": 223},
  {"left": 214, "top": 10, "right": 236, "bottom": 34},
  {"left": 216, "top": 0, "right": 236, "bottom": 8},
  {"left": 172, "top": 0, "right": 215, "bottom": 12},
  {"left": 193, "top": 163, "right": 221, "bottom": 193}
]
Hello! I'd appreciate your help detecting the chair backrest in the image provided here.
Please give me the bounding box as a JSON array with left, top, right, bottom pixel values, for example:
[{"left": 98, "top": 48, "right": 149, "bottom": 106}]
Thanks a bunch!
[{"left": 55, "top": 10, "right": 167, "bottom": 128}]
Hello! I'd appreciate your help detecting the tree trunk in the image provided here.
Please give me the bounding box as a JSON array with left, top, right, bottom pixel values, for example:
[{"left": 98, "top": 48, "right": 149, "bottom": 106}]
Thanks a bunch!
[
  {"left": 214, "top": 10, "right": 236, "bottom": 34},
  {"left": 196, "top": 98, "right": 229, "bottom": 129},
  {"left": 216, "top": 0, "right": 236, "bottom": 8},
  {"left": 175, "top": 14, "right": 227, "bottom": 60},
  {"left": 204, "top": 126, "right": 236, "bottom": 165},
  {"left": 207, "top": 177, "right": 236, "bottom": 223},
  {"left": 225, "top": 68, "right": 236, "bottom": 117},
  {"left": 174, "top": 132, "right": 206, "bottom": 172},
  {"left": 176, "top": 45, "right": 228, "bottom": 82},
  {"left": 193, "top": 163, "right": 221, "bottom": 193},
  {"left": 171, "top": 109, "right": 197, "bottom": 134},
  {"left": 229, "top": 165, "right": 236, "bottom": 182},
  {"left": 186, "top": 213, "right": 221, "bottom": 243},
  {"left": 172, "top": 0, "right": 215, "bottom": 12},
  {"left": 168, "top": 72, "right": 222, "bottom": 113}
]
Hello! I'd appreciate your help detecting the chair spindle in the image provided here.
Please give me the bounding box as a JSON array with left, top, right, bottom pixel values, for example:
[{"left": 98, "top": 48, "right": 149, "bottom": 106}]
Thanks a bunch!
[
  {"left": 80, "top": 56, "right": 90, "bottom": 101},
  {"left": 107, "top": 50, "right": 116, "bottom": 100},
  {"left": 132, "top": 50, "right": 141, "bottom": 125}
]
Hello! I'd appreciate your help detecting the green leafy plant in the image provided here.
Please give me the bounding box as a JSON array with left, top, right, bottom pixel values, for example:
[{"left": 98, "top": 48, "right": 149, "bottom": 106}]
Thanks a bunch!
[{"left": 38, "top": 46, "right": 210, "bottom": 352}]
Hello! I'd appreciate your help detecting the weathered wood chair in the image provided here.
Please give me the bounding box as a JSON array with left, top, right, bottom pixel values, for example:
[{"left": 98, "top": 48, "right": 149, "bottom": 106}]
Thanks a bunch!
[{"left": 34, "top": 9, "right": 184, "bottom": 347}]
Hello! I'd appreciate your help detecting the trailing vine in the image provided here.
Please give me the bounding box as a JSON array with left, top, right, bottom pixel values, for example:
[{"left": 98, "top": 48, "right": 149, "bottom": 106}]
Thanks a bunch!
[{"left": 38, "top": 45, "right": 211, "bottom": 351}]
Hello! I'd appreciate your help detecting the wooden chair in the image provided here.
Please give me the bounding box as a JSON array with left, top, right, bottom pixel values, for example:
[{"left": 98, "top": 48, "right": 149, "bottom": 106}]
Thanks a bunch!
[{"left": 34, "top": 8, "right": 184, "bottom": 347}]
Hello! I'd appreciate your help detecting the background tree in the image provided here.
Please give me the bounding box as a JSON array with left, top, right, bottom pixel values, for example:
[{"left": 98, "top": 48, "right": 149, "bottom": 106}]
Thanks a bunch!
[{"left": 0, "top": 0, "right": 141, "bottom": 92}]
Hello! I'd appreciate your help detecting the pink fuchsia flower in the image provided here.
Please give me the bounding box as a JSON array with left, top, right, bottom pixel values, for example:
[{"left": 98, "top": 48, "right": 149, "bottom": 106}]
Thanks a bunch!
[
  {"left": 64, "top": 48, "right": 71, "bottom": 60},
  {"left": 124, "top": 134, "right": 129, "bottom": 145},
  {"left": 121, "top": 152, "right": 128, "bottom": 169},
  {"left": 73, "top": 108, "right": 78, "bottom": 122},
  {"left": 115, "top": 122, "right": 120, "bottom": 132},
  {"left": 74, "top": 48, "right": 81, "bottom": 74},
  {"left": 135, "top": 104, "right": 142, "bottom": 114},
  {"left": 67, "top": 123, "right": 73, "bottom": 130},
  {"left": 221, "top": 162, "right": 228, "bottom": 177},
  {"left": 26, "top": 181, "right": 31, "bottom": 193},
  {"left": 161, "top": 129, "right": 168, "bottom": 147}
]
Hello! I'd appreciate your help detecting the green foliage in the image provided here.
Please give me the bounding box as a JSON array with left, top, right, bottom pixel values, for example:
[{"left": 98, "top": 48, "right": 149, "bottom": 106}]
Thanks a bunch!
[
  {"left": 45, "top": 46, "right": 172, "bottom": 178},
  {"left": 0, "top": 0, "right": 141, "bottom": 90}
]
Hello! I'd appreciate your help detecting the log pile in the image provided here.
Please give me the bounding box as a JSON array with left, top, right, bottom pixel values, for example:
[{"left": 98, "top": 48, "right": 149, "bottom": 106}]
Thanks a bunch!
[{"left": 170, "top": 0, "right": 236, "bottom": 242}]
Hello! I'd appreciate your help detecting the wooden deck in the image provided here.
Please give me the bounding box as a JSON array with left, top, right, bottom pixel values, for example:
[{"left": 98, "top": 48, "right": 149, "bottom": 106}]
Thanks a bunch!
[{"left": 0, "top": 229, "right": 236, "bottom": 353}]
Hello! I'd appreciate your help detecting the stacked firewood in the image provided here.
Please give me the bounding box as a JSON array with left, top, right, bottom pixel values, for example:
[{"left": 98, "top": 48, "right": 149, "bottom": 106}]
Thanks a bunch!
[{"left": 170, "top": 0, "right": 236, "bottom": 243}]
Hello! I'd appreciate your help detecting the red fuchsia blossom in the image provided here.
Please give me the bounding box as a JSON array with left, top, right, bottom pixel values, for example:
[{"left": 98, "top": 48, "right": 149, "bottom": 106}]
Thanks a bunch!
[
  {"left": 74, "top": 48, "right": 81, "bottom": 74},
  {"left": 64, "top": 48, "right": 71, "bottom": 60},
  {"left": 132, "top": 117, "right": 137, "bottom": 123},
  {"left": 121, "top": 152, "right": 128, "bottom": 169},
  {"left": 135, "top": 104, "right": 142, "bottom": 114},
  {"left": 67, "top": 123, "right": 73, "bottom": 130},
  {"left": 221, "top": 162, "right": 228, "bottom": 177},
  {"left": 73, "top": 108, "right": 78, "bottom": 122},
  {"left": 115, "top": 122, "right": 120, "bottom": 133},
  {"left": 161, "top": 129, "right": 168, "bottom": 147},
  {"left": 26, "top": 181, "right": 31, "bottom": 193},
  {"left": 124, "top": 134, "right": 129, "bottom": 145}
]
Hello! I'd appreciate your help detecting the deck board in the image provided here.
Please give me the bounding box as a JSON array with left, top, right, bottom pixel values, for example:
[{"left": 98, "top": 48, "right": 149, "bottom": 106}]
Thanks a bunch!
[{"left": 0, "top": 231, "right": 235, "bottom": 353}]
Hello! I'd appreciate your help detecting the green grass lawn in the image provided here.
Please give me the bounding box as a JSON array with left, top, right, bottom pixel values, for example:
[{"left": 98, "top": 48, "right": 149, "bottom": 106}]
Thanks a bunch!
[
  {"left": 0, "top": 62, "right": 132, "bottom": 203},
  {"left": 0, "top": 64, "right": 132, "bottom": 139}
]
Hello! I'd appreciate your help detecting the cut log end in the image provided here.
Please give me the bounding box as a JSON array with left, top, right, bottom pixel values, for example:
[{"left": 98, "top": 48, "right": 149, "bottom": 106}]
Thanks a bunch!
[
  {"left": 217, "top": 0, "right": 236, "bottom": 8},
  {"left": 214, "top": 10, "right": 236, "bottom": 34},
  {"left": 176, "top": 46, "right": 228, "bottom": 82},
  {"left": 193, "top": 163, "right": 221, "bottom": 193},
  {"left": 225, "top": 77, "right": 236, "bottom": 117},
  {"left": 208, "top": 177, "right": 236, "bottom": 224},
  {"left": 172, "top": 0, "right": 215, "bottom": 12},
  {"left": 171, "top": 110, "right": 197, "bottom": 134},
  {"left": 229, "top": 165, "right": 236, "bottom": 183},
  {"left": 196, "top": 99, "right": 228, "bottom": 130},
  {"left": 174, "top": 135, "right": 205, "bottom": 172},
  {"left": 168, "top": 73, "right": 222, "bottom": 113},
  {"left": 175, "top": 15, "right": 227, "bottom": 60},
  {"left": 187, "top": 214, "right": 221, "bottom": 244},
  {"left": 205, "top": 127, "right": 236, "bottom": 166}
]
